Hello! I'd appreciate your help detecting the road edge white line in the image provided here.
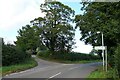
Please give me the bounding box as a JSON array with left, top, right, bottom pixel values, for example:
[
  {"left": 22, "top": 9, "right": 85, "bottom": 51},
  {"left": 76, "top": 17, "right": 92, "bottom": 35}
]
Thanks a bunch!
[
  {"left": 49, "top": 72, "right": 61, "bottom": 79},
  {"left": 69, "top": 67, "right": 79, "bottom": 70},
  {"left": 4, "top": 66, "right": 51, "bottom": 77}
]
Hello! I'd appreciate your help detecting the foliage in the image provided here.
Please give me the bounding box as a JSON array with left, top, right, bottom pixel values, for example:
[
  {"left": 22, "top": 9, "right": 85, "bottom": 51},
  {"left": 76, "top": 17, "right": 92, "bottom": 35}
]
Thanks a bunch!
[
  {"left": 0, "top": 38, "right": 3, "bottom": 66},
  {"left": 115, "top": 44, "right": 120, "bottom": 78},
  {"left": 75, "top": 2, "right": 120, "bottom": 45},
  {"left": 37, "top": 51, "right": 100, "bottom": 61},
  {"left": 88, "top": 66, "right": 120, "bottom": 79},
  {"left": 75, "top": 2, "right": 120, "bottom": 66},
  {"left": 76, "top": 2, "right": 120, "bottom": 78},
  {"left": 15, "top": 25, "right": 46, "bottom": 53},
  {"left": 31, "top": 1, "right": 75, "bottom": 53},
  {"left": 88, "top": 66, "right": 117, "bottom": 79},
  {"left": 2, "top": 43, "right": 30, "bottom": 66},
  {"left": 75, "top": 2, "right": 120, "bottom": 48},
  {"left": 2, "top": 58, "right": 37, "bottom": 76}
]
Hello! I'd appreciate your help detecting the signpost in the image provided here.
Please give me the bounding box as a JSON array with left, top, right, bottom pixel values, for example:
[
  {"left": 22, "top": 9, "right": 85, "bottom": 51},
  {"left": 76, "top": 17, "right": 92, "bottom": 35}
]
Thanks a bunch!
[
  {"left": 94, "top": 46, "right": 107, "bottom": 72},
  {"left": 105, "top": 46, "right": 107, "bottom": 72},
  {"left": 95, "top": 31, "right": 107, "bottom": 72},
  {"left": 94, "top": 46, "right": 105, "bottom": 50}
]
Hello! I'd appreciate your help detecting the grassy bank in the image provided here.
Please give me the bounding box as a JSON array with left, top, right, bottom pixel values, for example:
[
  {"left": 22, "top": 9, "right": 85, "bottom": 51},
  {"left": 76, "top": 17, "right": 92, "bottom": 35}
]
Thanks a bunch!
[
  {"left": 1, "top": 58, "right": 37, "bottom": 76},
  {"left": 88, "top": 66, "right": 119, "bottom": 80},
  {"left": 88, "top": 66, "right": 106, "bottom": 78}
]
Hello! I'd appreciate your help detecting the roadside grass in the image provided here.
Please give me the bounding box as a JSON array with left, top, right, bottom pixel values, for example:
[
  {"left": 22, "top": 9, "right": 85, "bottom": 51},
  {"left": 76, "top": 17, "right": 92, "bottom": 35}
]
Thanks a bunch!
[
  {"left": 88, "top": 66, "right": 107, "bottom": 78},
  {"left": 38, "top": 56, "right": 102, "bottom": 64},
  {"left": 1, "top": 58, "right": 37, "bottom": 76},
  {"left": 88, "top": 66, "right": 120, "bottom": 80},
  {"left": 0, "top": 67, "right": 2, "bottom": 77}
]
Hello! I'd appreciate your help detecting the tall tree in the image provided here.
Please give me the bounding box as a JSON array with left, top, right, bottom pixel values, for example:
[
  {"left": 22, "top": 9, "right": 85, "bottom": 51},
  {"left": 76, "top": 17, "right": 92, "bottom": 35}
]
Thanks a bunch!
[
  {"left": 15, "top": 25, "right": 43, "bottom": 53},
  {"left": 31, "top": 1, "right": 75, "bottom": 52},
  {"left": 75, "top": 2, "right": 120, "bottom": 65},
  {"left": 75, "top": 2, "right": 120, "bottom": 51}
]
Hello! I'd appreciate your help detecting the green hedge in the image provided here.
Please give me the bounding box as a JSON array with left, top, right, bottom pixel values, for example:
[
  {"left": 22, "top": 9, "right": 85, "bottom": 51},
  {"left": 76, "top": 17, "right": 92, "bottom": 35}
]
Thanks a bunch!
[
  {"left": 115, "top": 44, "right": 120, "bottom": 78},
  {"left": 2, "top": 58, "right": 37, "bottom": 76},
  {"left": 37, "top": 51, "right": 100, "bottom": 61},
  {"left": 2, "top": 44, "right": 30, "bottom": 66}
]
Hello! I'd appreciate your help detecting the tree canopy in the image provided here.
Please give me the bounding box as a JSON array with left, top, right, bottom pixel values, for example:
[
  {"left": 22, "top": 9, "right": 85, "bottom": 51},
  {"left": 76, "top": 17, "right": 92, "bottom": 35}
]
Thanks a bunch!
[
  {"left": 15, "top": 25, "right": 44, "bottom": 52},
  {"left": 75, "top": 2, "right": 120, "bottom": 52},
  {"left": 15, "top": 1, "right": 75, "bottom": 53},
  {"left": 74, "top": 2, "right": 120, "bottom": 71},
  {"left": 31, "top": 1, "right": 75, "bottom": 52}
]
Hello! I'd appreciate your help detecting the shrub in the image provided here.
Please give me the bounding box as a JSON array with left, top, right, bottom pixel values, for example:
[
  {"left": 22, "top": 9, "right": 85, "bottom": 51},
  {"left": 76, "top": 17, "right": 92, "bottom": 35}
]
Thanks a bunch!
[
  {"left": 2, "top": 44, "right": 30, "bottom": 66},
  {"left": 37, "top": 51, "right": 100, "bottom": 61},
  {"left": 37, "top": 50, "right": 51, "bottom": 58},
  {"left": 114, "top": 44, "right": 120, "bottom": 78}
]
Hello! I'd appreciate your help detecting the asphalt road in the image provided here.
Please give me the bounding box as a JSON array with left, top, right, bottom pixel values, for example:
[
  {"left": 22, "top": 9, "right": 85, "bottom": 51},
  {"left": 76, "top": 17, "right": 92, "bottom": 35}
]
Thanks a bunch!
[{"left": 3, "top": 56, "right": 102, "bottom": 79}]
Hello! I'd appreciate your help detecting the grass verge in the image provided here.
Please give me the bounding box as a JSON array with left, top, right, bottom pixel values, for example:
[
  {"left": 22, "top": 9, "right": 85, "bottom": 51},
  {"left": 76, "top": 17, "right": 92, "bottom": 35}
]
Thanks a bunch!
[
  {"left": 88, "top": 66, "right": 120, "bottom": 80},
  {"left": 38, "top": 56, "right": 101, "bottom": 64},
  {"left": 88, "top": 66, "right": 107, "bottom": 78},
  {"left": 1, "top": 58, "right": 37, "bottom": 76}
]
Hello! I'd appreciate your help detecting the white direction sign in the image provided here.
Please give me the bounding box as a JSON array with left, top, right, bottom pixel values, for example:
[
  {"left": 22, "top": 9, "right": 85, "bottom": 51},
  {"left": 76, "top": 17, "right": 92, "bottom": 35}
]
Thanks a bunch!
[{"left": 94, "top": 46, "right": 106, "bottom": 50}]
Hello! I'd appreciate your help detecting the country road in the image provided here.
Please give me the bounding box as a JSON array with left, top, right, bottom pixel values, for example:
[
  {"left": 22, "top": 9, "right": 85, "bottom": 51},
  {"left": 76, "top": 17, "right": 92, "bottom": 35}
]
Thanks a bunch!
[{"left": 3, "top": 56, "right": 102, "bottom": 79}]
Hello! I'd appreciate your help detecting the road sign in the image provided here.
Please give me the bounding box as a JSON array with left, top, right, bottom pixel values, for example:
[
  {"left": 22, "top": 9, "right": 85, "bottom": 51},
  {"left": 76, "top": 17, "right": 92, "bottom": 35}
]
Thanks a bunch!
[{"left": 94, "top": 46, "right": 106, "bottom": 50}]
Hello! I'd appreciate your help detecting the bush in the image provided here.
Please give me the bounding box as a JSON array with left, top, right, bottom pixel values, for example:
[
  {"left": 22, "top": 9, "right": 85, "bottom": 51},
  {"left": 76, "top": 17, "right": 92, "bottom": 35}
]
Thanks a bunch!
[
  {"left": 114, "top": 44, "right": 120, "bottom": 78},
  {"left": 2, "top": 44, "right": 30, "bottom": 66},
  {"left": 37, "top": 51, "right": 100, "bottom": 61},
  {"left": 2, "top": 58, "right": 37, "bottom": 76}
]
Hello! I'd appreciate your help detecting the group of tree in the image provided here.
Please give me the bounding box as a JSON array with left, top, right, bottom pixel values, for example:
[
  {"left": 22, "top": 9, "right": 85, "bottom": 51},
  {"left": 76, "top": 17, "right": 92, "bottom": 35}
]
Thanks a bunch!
[
  {"left": 75, "top": 1, "right": 120, "bottom": 77},
  {"left": 2, "top": 1, "right": 101, "bottom": 67},
  {"left": 2, "top": 39, "right": 30, "bottom": 66},
  {"left": 15, "top": 1, "right": 75, "bottom": 55},
  {"left": 3, "top": 1, "right": 119, "bottom": 75}
]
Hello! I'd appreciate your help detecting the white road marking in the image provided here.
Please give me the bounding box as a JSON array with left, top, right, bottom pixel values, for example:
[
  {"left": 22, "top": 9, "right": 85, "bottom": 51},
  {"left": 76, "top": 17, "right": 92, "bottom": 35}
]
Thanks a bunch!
[
  {"left": 4, "top": 65, "right": 64, "bottom": 77},
  {"left": 4, "top": 66, "right": 51, "bottom": 77},
  {"left": 9, "top": 73, "right": 19, "bottom": 75},
  {"left": 62, "top": 64, "right": 74, "bottom": 65},
  {"left": 49, "top": 72, "right": 61, "bottom": 78},
  {"left": 19, "top": 71, "right": 26, "bottom": 73},
  {"left": 5, "top": 75, "right": 9, "bottom": 76},
  {"left": 31, "top": 55, "right": 36, "bottom": 57},
  {"left": 69, "top": 67, "right": 79, "bottom": 70},
  {"left": 4, "top": 63, "right": 69, "bottom": 77}
]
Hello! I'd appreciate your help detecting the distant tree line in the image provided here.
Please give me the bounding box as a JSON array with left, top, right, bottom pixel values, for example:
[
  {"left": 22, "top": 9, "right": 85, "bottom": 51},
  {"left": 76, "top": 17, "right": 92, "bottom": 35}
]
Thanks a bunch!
[{"left": 37, "top": 51, "right": 100, "bottom": 61}]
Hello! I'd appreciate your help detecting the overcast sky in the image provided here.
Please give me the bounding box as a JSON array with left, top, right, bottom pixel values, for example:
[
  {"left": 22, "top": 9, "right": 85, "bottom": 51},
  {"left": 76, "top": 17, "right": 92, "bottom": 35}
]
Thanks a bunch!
[{"left": 0, "top": 0, "right": 93, "bottom": 53}]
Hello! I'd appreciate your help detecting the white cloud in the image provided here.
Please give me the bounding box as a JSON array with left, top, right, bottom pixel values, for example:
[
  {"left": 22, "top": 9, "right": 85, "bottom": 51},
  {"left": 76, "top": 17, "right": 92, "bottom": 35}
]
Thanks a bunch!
[
  {"left": 0, "top": 0, "right": 45, "bottom": 31},
  {"left": 72, "top": 41, "right": 93, "bottom": 54},
  {"left": 0, "top": 0, "right": 45, "bottom": 43},
  {"left": 0, "top": 0, "right": 92, "bottom": 53},
  {"left": 72, "top": 28, "right": 93, "bottom": 53}
]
